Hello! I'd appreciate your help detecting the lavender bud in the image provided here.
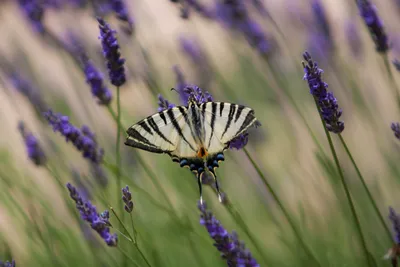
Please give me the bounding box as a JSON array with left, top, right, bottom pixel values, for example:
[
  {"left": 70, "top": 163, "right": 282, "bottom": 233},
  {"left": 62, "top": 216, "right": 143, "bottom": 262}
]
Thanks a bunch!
[
  {"left": 198, "top": 201, "right": 259, "bottom": 266},
  {"left": 122, "top": 185, "right": 134, "bottom": 213},
  {"left": 83, "top": 59, "right": 112, "bottom": 105},
  {"left": 0, "top": 260, "right": 16, "bottom": 267},
  {"left": 389, "top": 207, "right": 400, "bottom": 244},
  {"left": 98, "top": 18, "right": 126, "bottom": 87},
  {"left": 358, "top": 0, "right": 389, "bottom": 53},
  {"left": 391, "top": 122, "right": 400, "bottom": 139},
  {"left": 18, "top": 121, "right": 46, "bottom": 166},
  {"left": 157, "top": 94, "right": 176, "bottom": 112},
  {"left": 67, "top": 183, "right": 118, "bottom": 246},
  {"left": 302, "top": 51, "right": 344, "bottom": 134},
  {"left": 18, "top": 0, "right": 45, "bottom": 33},
  {"left": 110, "top": 0, "right": 134, "bottom": 35},
  {"left": 43, "top": 110, "right": 104, "bottom": 163}
]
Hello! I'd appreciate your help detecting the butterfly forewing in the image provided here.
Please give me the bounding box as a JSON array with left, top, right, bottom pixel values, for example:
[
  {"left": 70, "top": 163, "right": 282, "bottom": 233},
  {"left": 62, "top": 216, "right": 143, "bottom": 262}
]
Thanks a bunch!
[
  {"left": 201, "top": 102, "right": 257, "bottom": 154},
  {"left": 125, "top": 107, "right": 186, "bottom": 154}
]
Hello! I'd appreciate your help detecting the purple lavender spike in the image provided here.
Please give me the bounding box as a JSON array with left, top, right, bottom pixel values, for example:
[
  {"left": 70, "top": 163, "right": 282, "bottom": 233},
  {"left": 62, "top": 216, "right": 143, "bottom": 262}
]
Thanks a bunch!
[
  {"left": 389, "top": 207, "right": 400, "bottom": 244},
  {"left": 98, "top": 18, "right": 126, "bottom": 87},
  {"left": 357, "top": 0, "right": 389, "bottom": 53},
  {"left": 18, "top": 121, "right": 46, "bottom": 166},
  {"left": 157, "top": 94, "right": 176, "bottom": 112},
  {"left": 302, "top": 52, "right": 344, "bottom": 134},
  {"left": 43, "top": 110, "right": 104, "bottom": 163},
  {"left": 110, "top": 0, "right": 134, "bottom": 35},
  {"left": 122, "top": 185, "right": 134, "bottom": 213},
  {"left": 18, "top": 0, "right": 45, "bottom": 33},
  {"left": 198, "top": 201, "right": 259, "bottom": 266},
  {"left": 67, "top": 183, "right": 117, "bottom": 246},
  {"left": 83, "top": 60, "right": 113, "bottom": 105},
  {"left": 0, "top": 260, "right": 16, "bottom": 267}
]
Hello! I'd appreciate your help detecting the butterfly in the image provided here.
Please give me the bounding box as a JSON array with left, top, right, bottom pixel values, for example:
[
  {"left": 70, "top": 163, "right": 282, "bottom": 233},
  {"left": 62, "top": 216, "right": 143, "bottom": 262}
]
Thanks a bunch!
[{"left": 124, "top": 91, "right": 259, "bottom": 203}]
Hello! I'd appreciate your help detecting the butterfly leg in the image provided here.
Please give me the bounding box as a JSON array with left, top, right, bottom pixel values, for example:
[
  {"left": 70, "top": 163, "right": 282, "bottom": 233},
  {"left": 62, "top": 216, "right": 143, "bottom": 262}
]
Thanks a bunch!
[
  {"left": 207, "top": 152, "right": 225, "bottom": 203},
  {"left": 197, "top": 172, "right": 203, "bottom": 205},
  {"left": 177, "top": 157, "right": 206, "bottom": 203}
]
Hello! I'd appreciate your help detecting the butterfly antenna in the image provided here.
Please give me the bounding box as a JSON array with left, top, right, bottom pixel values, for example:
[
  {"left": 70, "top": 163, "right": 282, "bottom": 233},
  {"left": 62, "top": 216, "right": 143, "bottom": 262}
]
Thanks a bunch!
[
  {"left": 197, "top": 172, "right": 203, "bottom": 205},
  {"left": 171, "top": 87, "right": 179, "bottom": 94}
]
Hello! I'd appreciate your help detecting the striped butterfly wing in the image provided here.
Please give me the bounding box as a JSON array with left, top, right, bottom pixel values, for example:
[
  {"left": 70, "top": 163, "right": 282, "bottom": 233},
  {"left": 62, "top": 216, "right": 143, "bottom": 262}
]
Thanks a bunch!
[
  {"left": 124, "top": 106, "right": 198, "bottom": 158},
  {"left": 200, "top": 102, "right": 257, "bottom": 154}
]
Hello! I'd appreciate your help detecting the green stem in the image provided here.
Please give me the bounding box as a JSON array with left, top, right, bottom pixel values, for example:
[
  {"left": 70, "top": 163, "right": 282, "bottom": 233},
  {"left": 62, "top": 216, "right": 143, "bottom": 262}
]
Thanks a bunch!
[
  {"left": 135, "top": 243, "right": 152, "bottom": 267},
  {"left": 110, "top": 206, "right": 135, "bottom": 243},
  {"left": 383, "top": 54, "right": 400, "bottom": 109},
  {"left": 312, "top": 98, "right": 372, "bottom": 267},
  {"left": 243, "top": 148, "right": 321, "bottom": 267},
  {"left": 117, "top": 247, "right": 141, "bottom": 267},
  {"left": 338, "top": 134, "right": 392, "bottom": 243},
  {"left": 116, "top": 86, "right": 122, "bottom": 208},
  {"left": 130, "top": 213, "right": 137, "bottom": 242}
]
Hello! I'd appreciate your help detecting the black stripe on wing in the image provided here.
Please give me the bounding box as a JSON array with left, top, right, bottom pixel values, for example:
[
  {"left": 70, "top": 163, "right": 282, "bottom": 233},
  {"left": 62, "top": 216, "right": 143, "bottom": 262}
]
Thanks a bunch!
[
  {"left": 232, "top": 109, "right": 257, "bottom": 138},
  {"left": 147, "top": 117, "right": 174, "bottom": 145},
  {"left": 167, "top": 108, "right": 196, "bottom": 152},
  {"left": 207, "top": 102, "right": 217, "bottom": 147},
  {"left": 221, "top": 104, "right": 237, "bottom": 138}
]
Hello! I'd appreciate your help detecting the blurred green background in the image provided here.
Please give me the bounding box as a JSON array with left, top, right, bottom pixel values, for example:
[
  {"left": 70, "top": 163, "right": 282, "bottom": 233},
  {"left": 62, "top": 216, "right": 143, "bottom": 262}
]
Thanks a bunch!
[{"left": 1, "top": 0, "right": 400, "bottom": 266}]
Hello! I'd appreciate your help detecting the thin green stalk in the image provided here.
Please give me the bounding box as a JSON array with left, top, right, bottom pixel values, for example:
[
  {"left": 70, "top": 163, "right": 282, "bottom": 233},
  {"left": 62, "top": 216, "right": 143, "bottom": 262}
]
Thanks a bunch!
[
  {"left": 110, "top": 206, "right": 135, "bottom": 242},
  {"left": 338, "top": 134, "right": 392, "bottom": 242},
  {"left": 243, "top": 148, "right": 321, "bottom": 267},
  {"left": 130, "top": 213, "right": 137, "bottom": 242},
  {"left": 117, "top": 247, "right": 141, "bottom": 267},
  {"left": 116, "top": 86, "right": 122, "bottom": 209},
  {"left": 313, "top": 98, "right": 372, "bottom": 267},
  {"left": 383, "top": 54, "right": 400, "bottom": 109},
  {"left": 135, "top": 243, "right": 152, "bottom": 267}
]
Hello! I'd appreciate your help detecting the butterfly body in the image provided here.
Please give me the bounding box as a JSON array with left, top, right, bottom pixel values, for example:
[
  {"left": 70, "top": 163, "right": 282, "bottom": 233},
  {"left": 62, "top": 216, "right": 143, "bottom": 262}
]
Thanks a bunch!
[{"left": 124, "top": 97, "right": 258, "bottom": 202}]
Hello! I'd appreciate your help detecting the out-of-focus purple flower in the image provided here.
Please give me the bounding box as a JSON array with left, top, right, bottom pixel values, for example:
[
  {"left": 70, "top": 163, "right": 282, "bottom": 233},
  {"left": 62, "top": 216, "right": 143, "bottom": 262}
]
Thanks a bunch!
[
  {"left": 157, "top": 94, "right": 176, "bottom": 112},
  {"left": 198, "top": 201, "right": 259, "bottom": 266},
  {"left": 43, "top": 110, "right": 104, "bottom": 163},
  {"left": 69, "top": 0, "right": 88, "bottom": 8},
  {"left": 250, "top": 0, "right": 269, "bottom": 16},
  {"left": 389, "top": 207, "right": 400, "bottom": 244},
  {"left": 358, "top": 0, "right": 389, "bottom": 53},
  {"left": 67, "top": 183, "right": 118, "bottom": 246},
  {"left": 110, "top": 0, "right": 134, "bottom": 34},
  {"left": 18, "top": 121, "right": 46, "bottom": 166},
  {"left": 173, "top": 65, "right": 189, "bottom": 104},
  {"left": 8, "top": 71, "right": 47, "bottom": 113},
  {"left": 18, "top": 0, "right": 45, "bottom": 33},
  {"left": 311, "top": 0, "right": 332, "bottom": 43},
  {"left": 393, "top": 59, "right": 400, "bottom": 71},
  {"left": 185, "top": 0, "right": 214, "bottom": 18},
  {"left": 215, "top": 0, "right": 271, "bottom": 55},
  {"left": 302, "top": 52, "right": 344, "bottom": 134},
  {"left": 84, "top": 60, "right": 112, "bottom": 105},
  {"left": 122, "top": 185, "right": 134, "bottom": 213},
  {"left": 90, "top": 163, "right": 109, "bottom": 187},
  {"left": 178, "top": 36, "right": 212, "bottom": 89},
  {"left": 98, "top": 18, "right": 126, "bottom": 87},
  {"left": 93, "top": 0, "right": 113, "bottom": 16},
  {"left": 345, "top": 21, "right": 363, "bottom": 60},
  {"left": 0, "top": 260, "right": 16, "bottom": 267},
  {"left": 391, "top": 122, "right": 400, "bottom": 139},
  {"left": 62, "top": 31, "right": 88, "bottom": 65}
]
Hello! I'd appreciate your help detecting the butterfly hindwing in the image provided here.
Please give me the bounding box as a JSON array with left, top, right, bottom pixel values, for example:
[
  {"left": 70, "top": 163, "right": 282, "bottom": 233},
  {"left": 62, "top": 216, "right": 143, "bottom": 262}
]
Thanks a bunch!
[{"left": 200, "top": 102, "right": 257, "bottom": 154}]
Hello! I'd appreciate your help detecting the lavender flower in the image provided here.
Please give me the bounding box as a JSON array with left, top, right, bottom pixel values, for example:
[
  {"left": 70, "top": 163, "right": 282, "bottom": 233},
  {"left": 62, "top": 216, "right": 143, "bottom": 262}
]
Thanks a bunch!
[
  {"left": 67, "top": 183, "right": 117, "bottom": 246},
  {"left": 302, "top": 52, "right": 344, "bottom": 134},
  {"left": 18, "top": 0, "right": 45, "bottom": 33},
  {"left": 215, "top": 0, "right": 271, "bottom": 55},
  {"left": 311, "top": 0, "right": 332, "bottom": 42},
  {"left": 229, "top": 132, "right": 248, "bottom": 150},
  {"left": 111, "top": 0, "right": 134, "bottom": 34},
  {"left": 0, "top": 260, "right": 15, "bottom": 267},
  {"left": 391, "top": 122, "right": 400, "bottom": 139},
  {"left": 393, "top": 59, "right": 400, "bottom": 71},
  {"left": 389, "top": 207, "right": 400, "bottom": 244},
  {"left": 198, "top": 201, "right": 259, "bottom": 266},
  {"left": 98, "top": 18, "right": 126, "bottom": 87},
  {"left": 157, "top": 94, "right": 176, "bottom": 112},
  {"left": 84, "top": 60, "right": 112, "bottom": 105},
  {"left": 43, "top": 110, "right": 104, "bottom": 163},
  {"left": 122, "top": 185, "right": 134, "bottom": 213},
  {"left": 8, "top": 71, "right": 47, "bottom": 113},
  {"left": 185, "top": 0, "right": 214, "bottom": 18},
  {"left": 62, "top": 31, "right": 88, "bottom": 64},
  {"left": 182, "top": 85, "right": 213, "bottom": 105},
  {"left": 345, "top": 21, "right": 363, "bottom": 60},
  {"left": 173, "top": 65, "right": 189, "bottom": 104},
  {"left": 18, "top": 121, "right": 46, "bottom": 166},
  {"left": 357, "top": 0, "right": 389, "bottom": 53}
]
